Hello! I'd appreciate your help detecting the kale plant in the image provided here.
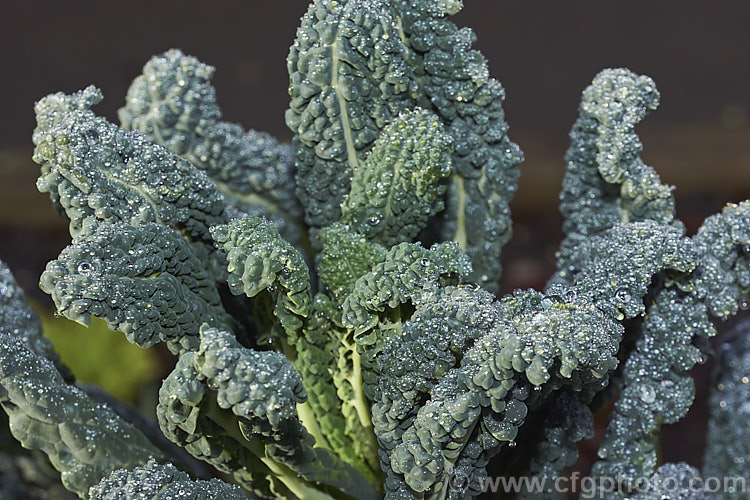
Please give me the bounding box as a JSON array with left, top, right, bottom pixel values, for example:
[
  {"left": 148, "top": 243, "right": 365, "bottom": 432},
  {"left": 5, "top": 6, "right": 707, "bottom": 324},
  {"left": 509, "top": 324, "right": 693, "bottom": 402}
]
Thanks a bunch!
[{"left": 1, "top": 0, "right": 749, "bottom": 498}]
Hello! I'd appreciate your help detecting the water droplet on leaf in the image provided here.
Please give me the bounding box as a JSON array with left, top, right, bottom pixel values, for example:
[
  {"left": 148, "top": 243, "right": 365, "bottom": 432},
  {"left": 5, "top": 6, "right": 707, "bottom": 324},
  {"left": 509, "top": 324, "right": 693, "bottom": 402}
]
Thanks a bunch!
[
  {"left": 615, "top": 287, "right": 631, "bottom": 304},
  {"left": 77, "top": 261, "right": 95, "bottom": 276},
  {"left": 83, "top": 129, "right": 99, "bottom": 146},
  {"left": 639, "top": 384, "right": 656, "bottom": 404}
]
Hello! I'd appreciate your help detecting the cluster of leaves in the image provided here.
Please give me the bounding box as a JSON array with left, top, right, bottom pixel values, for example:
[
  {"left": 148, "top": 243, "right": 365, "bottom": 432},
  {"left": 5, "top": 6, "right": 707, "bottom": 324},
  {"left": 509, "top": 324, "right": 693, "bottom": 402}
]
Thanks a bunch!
[{"left": 1, "top": 0, "right": 749, "bottom": 499}]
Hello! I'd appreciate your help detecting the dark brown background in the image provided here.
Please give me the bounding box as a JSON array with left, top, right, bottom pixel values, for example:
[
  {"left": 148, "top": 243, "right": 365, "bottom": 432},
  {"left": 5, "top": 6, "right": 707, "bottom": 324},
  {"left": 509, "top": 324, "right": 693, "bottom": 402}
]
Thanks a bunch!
[{"left": 2, "top": 0, "right": 749, "bottom": 479}]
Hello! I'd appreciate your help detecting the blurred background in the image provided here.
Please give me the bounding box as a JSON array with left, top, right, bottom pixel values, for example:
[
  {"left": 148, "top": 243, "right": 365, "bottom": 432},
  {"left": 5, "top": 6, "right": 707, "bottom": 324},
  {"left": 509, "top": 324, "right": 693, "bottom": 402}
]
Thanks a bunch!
[{"left": 1, "top": 0, "right": 749, "bottom": 486}]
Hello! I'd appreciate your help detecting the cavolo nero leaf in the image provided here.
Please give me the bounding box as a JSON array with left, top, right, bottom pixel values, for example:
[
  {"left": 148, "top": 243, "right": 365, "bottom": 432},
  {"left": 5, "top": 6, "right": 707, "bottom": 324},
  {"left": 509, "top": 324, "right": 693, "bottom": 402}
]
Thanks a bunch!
[
  {"left": 119, "top": 49, "right": 305, "bottom": 247},
  {"left": 693, "top": 200, "right": 750, "bottom": 319},
  {"left": 213, "top": 217, "right": 382, "bottom": 483},
  {"left": 370, "top": 284, "right": 501, "bottom": 478},
  {"left": 340, "top": 108, "right": 452, "bottom": 248},
  {"left": 40, "top": 220, "right": 234, "bottom": 354},
  {"left": 317, "top": 223, "right": 388, "bottom": 303},
  {"left": 589, "top": 205, "right": 750, "bottom": 488},
  {"left": 89, "top": 458, "right": 245, "bottom": 500},
  {"left": 385, "top": 286, "right": 622, "bottom": 498},
  {"left": 287, "top": 0, "right": 418, "bottom": 233},
  {"left": 0, "top": 334, "right": 165, "bottom": 498},
  {"left": 32, "top": 87, "right": 233, "bottom": 245},
  {"left": 556, "top": 69, "right": 677, "bottom": 281},
  {"left": 157, "top": 325, "right": 378, "bottom": 500},
  {"left": 211, "top": 216, "right": 312, "bottom": 343},
  {"left": 342, "top": 240, "right": 472, "bottom": 399},
  {"left": 389, "top": 0, "right": 524, "bottom": 291},
  {"left": 703, "top": 319, "right": 750, "bottom": 497},
  {"left": 0, "top": 260, "right": 62, "bottom": 369}
]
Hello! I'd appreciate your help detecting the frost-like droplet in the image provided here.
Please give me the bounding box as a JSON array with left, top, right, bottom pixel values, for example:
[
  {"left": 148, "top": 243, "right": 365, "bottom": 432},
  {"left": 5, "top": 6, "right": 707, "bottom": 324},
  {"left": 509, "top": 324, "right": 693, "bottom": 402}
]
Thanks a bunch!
[
  {"left": 77, "top": 261, "right": 95, "bottom": 276},
  {"left": 83, "top": 128, "right": 99, "bottom": 146},
  {"left": 639, "top": 384, "right": 656, "bottom": 404},
  {"left": 615, "top": 287, "right": 631, "bottom": 304}
]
